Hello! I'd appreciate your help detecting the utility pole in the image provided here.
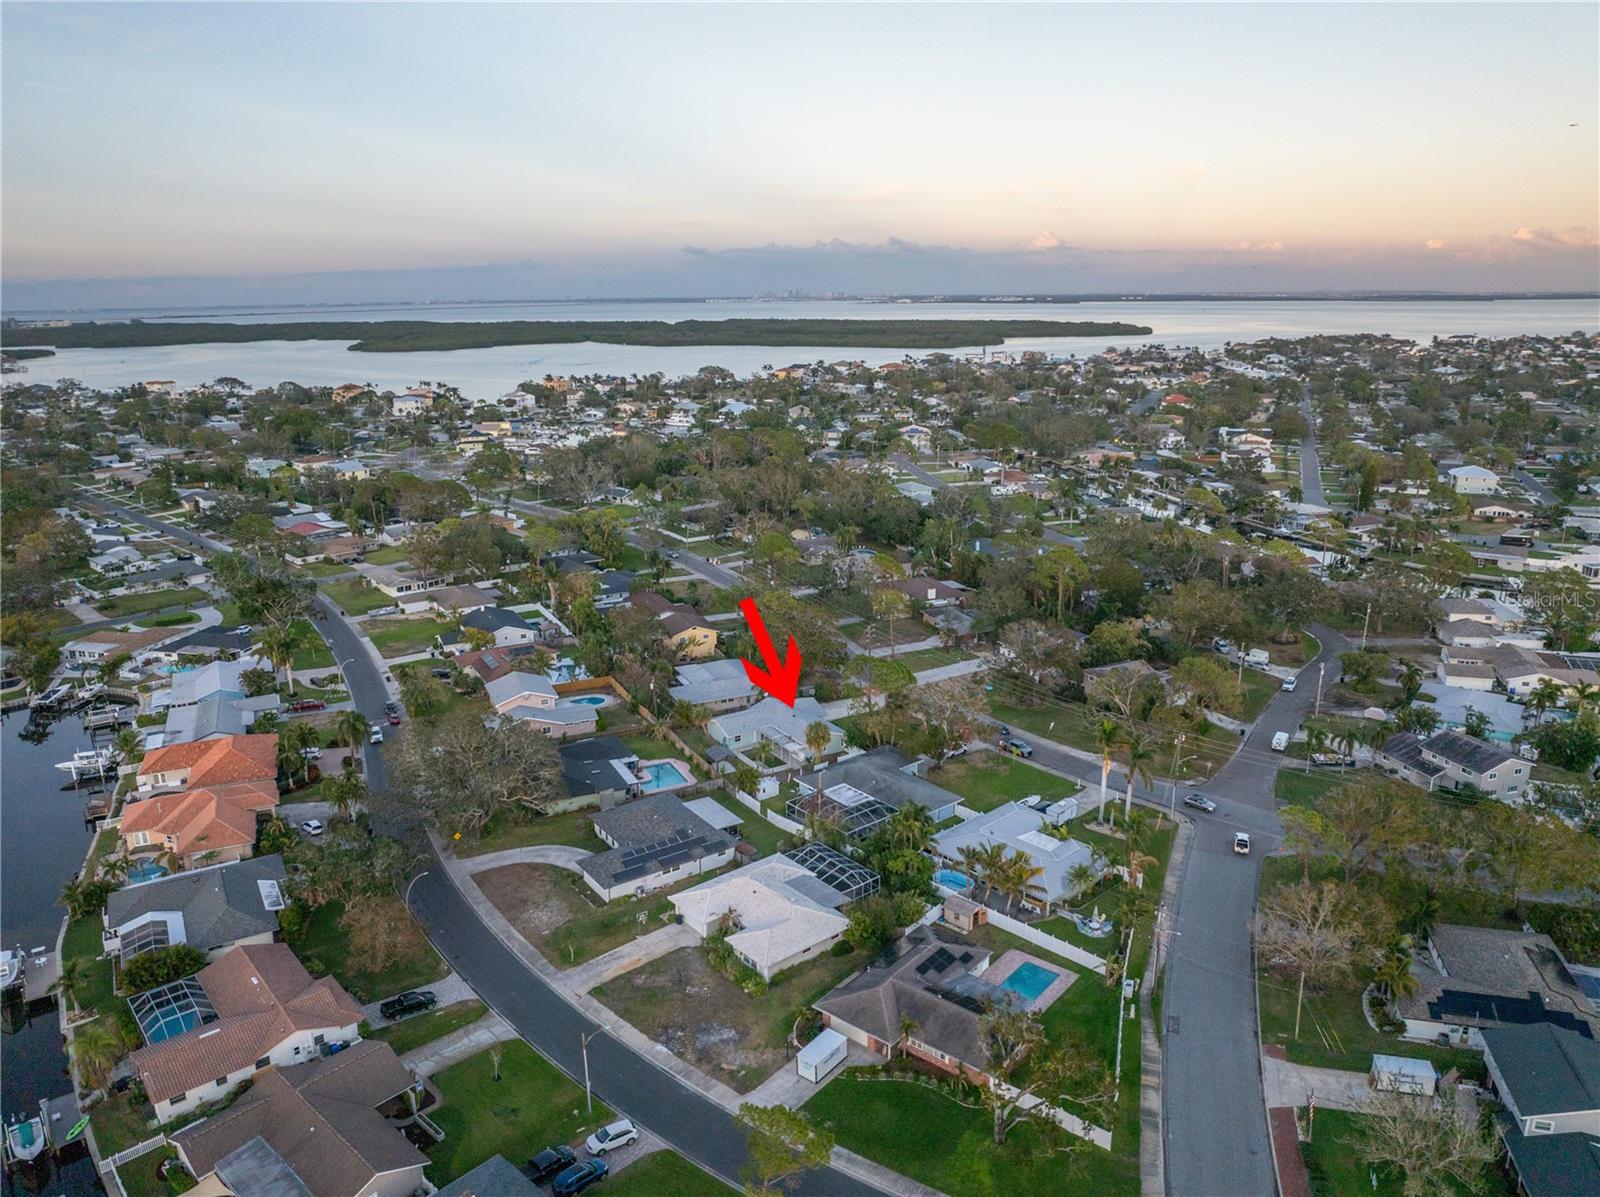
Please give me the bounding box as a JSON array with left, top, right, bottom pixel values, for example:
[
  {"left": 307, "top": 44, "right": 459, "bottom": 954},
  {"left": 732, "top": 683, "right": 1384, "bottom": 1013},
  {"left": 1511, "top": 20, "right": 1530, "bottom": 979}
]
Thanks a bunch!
[
  {"left": 1360, "top": 602, "right": 1372, "bottom": 650},
  {"left": 581, "top": 1029, "right": 601, "bottom": 1116},
  {"left": 1315, "top": 662, "right": 1326, "bottom": 718},
  {"left": 1167, "top": 734, "right": 1186, "bottom": 821}
]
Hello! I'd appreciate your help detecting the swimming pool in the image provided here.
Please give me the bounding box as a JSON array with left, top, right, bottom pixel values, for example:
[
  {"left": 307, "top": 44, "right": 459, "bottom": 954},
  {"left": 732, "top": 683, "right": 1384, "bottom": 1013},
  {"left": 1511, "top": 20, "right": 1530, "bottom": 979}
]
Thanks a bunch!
[
  {"left": 126, "top": 860, "right": 171, "bottom": 884},
  {"left": 638, "top": 761, "right": 690, "bottom": 793},
  {"left": 568, "top": 695, "right": 608, "bottom": 706},
  {"left": 999, "top": 961, "right": 1060, "bottom": 1004},
  {"left": 934, "top": 868, "right": 972, "bottom": 891}
]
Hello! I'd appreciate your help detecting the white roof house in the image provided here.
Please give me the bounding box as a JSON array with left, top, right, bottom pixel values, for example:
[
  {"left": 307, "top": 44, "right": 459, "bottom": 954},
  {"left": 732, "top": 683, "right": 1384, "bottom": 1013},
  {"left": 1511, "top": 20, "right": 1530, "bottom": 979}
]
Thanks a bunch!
[
  {"left": 670, "top": 856, "right": 850, "bottom": 980},
  {"left": 934, "top": 802, "right": 1094, "bottom": 909},
  {"left": 1448, "top": 465, "right": 1500, "bottom": 494},
  {"left": 706, "top": 697, "right": 844, "bottom": 767}
]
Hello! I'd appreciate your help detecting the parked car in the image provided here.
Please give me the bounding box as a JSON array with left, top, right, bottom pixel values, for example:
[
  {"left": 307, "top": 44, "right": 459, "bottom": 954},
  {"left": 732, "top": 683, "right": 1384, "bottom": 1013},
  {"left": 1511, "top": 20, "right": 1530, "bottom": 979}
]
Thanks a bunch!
[
  {"left": 1233, "top": 832, "right": 1251, "bottom": 855},
  {"left": 528, "top": 1146, "right": 577, "bottom": 1184},
  {"left": 994, "top": 723, "right": 1011, "bottom": 738},
  {"left": 1212, "top": 637, "right": 1231, "bottom": 654},
  {"left": 370, "top": 728, "right": 384, "bottom": 744},
  {"left": 301, "top": 746, "right": 322, "bottom": 760},
  {"left": 1281, "top": 676, "right": 1297, "bottom": 692},
  {"left": 387, "top": 711, "right": 401, "bottom": 726},
  {"left": 1270, "top": 731, "right": 1290, "bottom": 752},
  {"left": 1182, "top": 793, "right": 1217, "bottom": 813},
  {"left": 1001, "top": 738, "right": 1033, "bottom": 759},
  {"left": 235, "top": 624, "right": 253, "bottom": 636},
  {"left": 384, "top": 700, "right": 399, "bottom": 715},
  {"left": 552, "top": 1161, "right": 608, "bottom": 1197},
  {"left": 287, "top": 699, "right": 326, "bottom": 713},
  {"left": 299, "top": 819, "right": 325, "bottom": 836},
  {"left": 430, "top": 667, "right": 452, "bottom": 679},
  {"left": 585, "top": 1119, "right": 639, "bottom": 1156},
  {"left": 377, "top": 990, "right": 436, "bottom": 1020}
]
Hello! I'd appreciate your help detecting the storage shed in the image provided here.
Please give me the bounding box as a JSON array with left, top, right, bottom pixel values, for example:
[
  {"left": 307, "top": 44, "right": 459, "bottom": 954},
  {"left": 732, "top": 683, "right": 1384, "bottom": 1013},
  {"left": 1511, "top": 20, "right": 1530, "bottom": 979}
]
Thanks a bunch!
[{"left": 1371, "top": 1054, "right": 1438, "bottom": 1096}]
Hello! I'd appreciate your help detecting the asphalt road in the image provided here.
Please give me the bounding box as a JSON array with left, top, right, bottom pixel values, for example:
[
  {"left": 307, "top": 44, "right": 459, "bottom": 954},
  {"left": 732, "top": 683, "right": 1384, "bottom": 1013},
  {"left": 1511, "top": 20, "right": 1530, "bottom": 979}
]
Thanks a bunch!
[
  {"left": 1514, "top": 468, "right": 1558, "bottom": 507},
  {"left": 1298, "top": 388, "right": 1326, "bottom": 507},
  {"left": 506, "top": 495, "right": 748, "bottom": 591},
  {"left": 406, "top": 859, "right": 880, "bottom": 1197}
]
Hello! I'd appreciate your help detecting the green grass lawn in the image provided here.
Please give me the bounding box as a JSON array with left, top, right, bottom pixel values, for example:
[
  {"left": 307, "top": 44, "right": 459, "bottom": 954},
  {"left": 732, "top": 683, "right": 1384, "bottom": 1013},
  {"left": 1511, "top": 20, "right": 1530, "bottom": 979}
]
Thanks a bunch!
[
  {"left": 424, "top": 1041, "right": 611, "bottom": 1184},
  {"left": 319, "top": 577, "right": 392, "bottom": 616},
  {"left": 1239, "top": 667, "right": 1282, "bottom": 720},
  {"left": 926, "top": 751, "right": 1080, "bottom": 813},
  {"left": 295, "top": 559, "right": 355, "bottom": 578},
  {"left": 458, "top": 809, "right": 605, "bottom": 857},
  {"left": 294, "top": 899, "right": 448, "bottom": 1003},
  {"left": 621, "top": 733, "right": 693, "bottom": 769},
  {"left": 115, "top": 1147, "right": 187, "bottom": 1197},
  {"left": 989, "top": 696, "right": 1236, "bottom": 780},
  {"left": 1299, "top": 1108, "right": 1513, "bottom": 1197},
  {"left": 365, "top": 616, "right": 452, "bottom": 659},
  {"left": 288, "top": 618, "right": 336, "bottom": 670},
  {"left": 393, "top": 660, "right": 490, "bottom": 722},
  {"left": 700, "top": 790, "right": 790, "bottom": 857},
  {"left": 364, "top": 545, "right": 409, "bottom": 566},
  {"left": 94, "top": 586, "right": 209, "bottom": 618},
  {"left": 516, "top": 866, "right": 698, "bottom": 968},
  {"left": 371, "top": 1000, "right": 487, "bottom": 1056},
  {"left": 145, "top": 610, "right": 200, "bottom": 627},
  {"left": 605, "top": 1152, "right": 732, "bottom": 1196},
  {"left": 809, "top": 1070, "right": 1137, "bottom": 1197},
  {"left": 1274, "top": 767, "right": 1368, "bottom": 805},
  {"left": 89, "top": 1088, "right": 159, "bottom": 1155},
  {"left": 893, "top": 646, "right": 978, "bottom": 672}
]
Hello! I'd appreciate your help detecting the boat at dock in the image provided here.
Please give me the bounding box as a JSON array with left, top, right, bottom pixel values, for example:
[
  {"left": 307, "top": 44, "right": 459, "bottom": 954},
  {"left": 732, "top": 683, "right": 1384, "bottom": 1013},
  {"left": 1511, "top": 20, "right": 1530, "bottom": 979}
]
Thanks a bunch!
[
  {"left": 0, "top": 948, "right": 23, "bottom": 993},
  {"left": 27, "top": 684, "right": 72, "bottom": 710},
  {"left": 3, "top": 1113, "right": 47, "bottom": 1166},
  {"left": 54, "top": 746, "right": 118, "bottom": 782}
]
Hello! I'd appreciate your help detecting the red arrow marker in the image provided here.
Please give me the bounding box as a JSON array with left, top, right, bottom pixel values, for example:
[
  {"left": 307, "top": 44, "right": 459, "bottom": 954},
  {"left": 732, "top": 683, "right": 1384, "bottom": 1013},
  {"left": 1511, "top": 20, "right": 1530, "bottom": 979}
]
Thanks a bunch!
[{"left": 738, "top": 597, "right": 802, "bottom": 707}]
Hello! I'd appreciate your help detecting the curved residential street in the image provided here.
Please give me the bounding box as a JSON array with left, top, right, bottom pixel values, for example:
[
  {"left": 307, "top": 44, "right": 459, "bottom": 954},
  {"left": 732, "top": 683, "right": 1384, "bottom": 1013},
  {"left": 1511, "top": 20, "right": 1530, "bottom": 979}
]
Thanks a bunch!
[{"left": 1299, "top": 389, "right": 1325, "bottom": 507}]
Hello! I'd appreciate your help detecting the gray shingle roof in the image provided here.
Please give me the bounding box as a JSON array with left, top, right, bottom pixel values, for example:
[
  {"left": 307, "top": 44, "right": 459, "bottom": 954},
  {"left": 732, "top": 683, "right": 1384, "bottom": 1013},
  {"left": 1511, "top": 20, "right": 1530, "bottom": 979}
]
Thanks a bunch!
[
  {"left": 1483, "top": 1023, "right": 1600, "bottom": 1116},
  {"left": 105, "top": 855, "right": 287, "bottom": 953},
  {"left": 581, "top": 794, "right": 734, "bottom": 888},
  {"left": 431, "top": 1156, "right": 540, "bottom": 1197},
  {"left": 797, "top": 746, "right": 959, "bottom": 815}
]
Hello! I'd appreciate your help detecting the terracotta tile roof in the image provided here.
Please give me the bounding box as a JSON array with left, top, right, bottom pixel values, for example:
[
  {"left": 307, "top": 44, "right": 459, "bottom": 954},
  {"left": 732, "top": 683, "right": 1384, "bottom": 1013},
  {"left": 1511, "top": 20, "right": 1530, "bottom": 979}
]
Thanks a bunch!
[
  {"left": 120, "top": 780, "right": 279, "bottom": 857},
  {"left": 173, "top": 1041, "right": 425, "bottom": 1197},
  {"left": 139, "top": 734, "right": 279, "bottom": 787},
  {"left": 132, "top": 944, "right": 363, "bottom": 1105}
]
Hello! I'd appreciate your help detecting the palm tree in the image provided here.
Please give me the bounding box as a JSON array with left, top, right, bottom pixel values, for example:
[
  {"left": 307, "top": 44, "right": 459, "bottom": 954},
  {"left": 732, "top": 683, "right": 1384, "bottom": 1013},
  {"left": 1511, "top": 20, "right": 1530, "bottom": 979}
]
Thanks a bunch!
[
  {"left": 1373, "top": 936, "right": 1420, "bottom": 1003},
  {"left": 1526, "top": 677, "right": 1563, "bottom": 726},
  {"left": 730, "top": 761, "right": 761, "bottom": 801},
  {"left": 1066, "top": 861, "right": 1100, "bottom": 901},
  {"left": 325, "top": 768, "right": 366, "bottom": 823},
  {"left": 111, "top": 727, "right": 142, "bottom": 765},
  {"left": 1117, "top": 732, "right": 1156, "bottom": 826},
  {"left": 277, "top": 721, "right": 321, "bottom": 785},
  {"left": 1566, "top": 682, "right": 1600, "bottom": 717},
  {"left": 994, "top": 851, "right": 1046, "bottom": 915},
  {"left": 897, "top": 1013, "right": 920, "bottom": 1058},
  {"left": 1303, "top": 725, "right": 1329, "bottom": 775},
  {"left": 52, "top": 957, "right": 90, "bottom": 1016},
  {"left": 332, "top": 709, "right": 370, "bottom": 750},
  {"left": 1094, "top": 719, "right": 1124, "bottom": 825},
  {"left": 885, "top": 805, "right": 935, "bottom": 855},
  {"left": 805, "top": 720, "right": 833, "bottom": 792},
  {"left": 255, "top": 620, "right": 300, "bottom": 695},
  {"left": 70, "top": 1021, "right": 122, "bottom": 1091},
  {"left": 1397, "top": 659, "right": 1425, "bottom": 704}
]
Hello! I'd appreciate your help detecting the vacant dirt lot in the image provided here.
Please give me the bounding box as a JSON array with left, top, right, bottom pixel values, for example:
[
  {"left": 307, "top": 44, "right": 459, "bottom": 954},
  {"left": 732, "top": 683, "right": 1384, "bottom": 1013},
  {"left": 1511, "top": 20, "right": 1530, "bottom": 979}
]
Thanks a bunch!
[{"left": 475, "top": 863, "right": 588, "bottom": 941}]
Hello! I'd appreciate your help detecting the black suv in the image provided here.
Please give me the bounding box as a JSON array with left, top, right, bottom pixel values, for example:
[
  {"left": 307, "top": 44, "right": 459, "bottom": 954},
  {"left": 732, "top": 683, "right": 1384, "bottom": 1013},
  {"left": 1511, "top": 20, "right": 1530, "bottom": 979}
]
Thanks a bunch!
[
  {"left": 378, "top": 990, "right": 436, "bottom": 1020},
  {"left": 528, "top": 1146, "right": 577, "bottom": 1185}
]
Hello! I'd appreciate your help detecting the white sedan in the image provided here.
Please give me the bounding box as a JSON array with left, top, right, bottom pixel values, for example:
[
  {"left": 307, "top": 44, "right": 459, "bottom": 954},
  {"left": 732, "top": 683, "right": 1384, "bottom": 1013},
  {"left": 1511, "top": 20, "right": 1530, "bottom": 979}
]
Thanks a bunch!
[
  {"left": 585, "top": 1118, "right": 639, "bottom": 1156},
  {"left": 299, "top": 819, "right": 326, "bottom": 836}
]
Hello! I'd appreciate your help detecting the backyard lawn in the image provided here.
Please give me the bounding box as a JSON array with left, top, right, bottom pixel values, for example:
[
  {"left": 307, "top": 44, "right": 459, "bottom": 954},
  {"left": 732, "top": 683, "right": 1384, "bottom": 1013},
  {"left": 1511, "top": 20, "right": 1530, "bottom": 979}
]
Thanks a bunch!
[
  {"left": 425, "top": 1042, "right": 611, "bottom": 1184},
  {"left": 892, "top": 646, "right": 978, "bottom": 672},
  {"left": 927, "top": 751, "right": 1080, "bottom": 812},
  {"left": 700, "top": 790, "right": 790, "bottom": 857},
  {"left": 458, "top": 809, "right": 605, "bottom": 857},
  {"left": 319, "top": 577, "right": 392, "bottom": 616},
  {"left": 295, "top": 560, "right": 354, "bottom": 578},
  {"left": 371, "top": 1000, "right": 487, "bottom": 1055},
  {"left": 621, "top": 733, "right": 689, "bottom": 765},
  {"left": 293, "top": 898, "right": 448, "bottom": 1003},
  {"left": 592, "top": 944, "right": 868, "bottom": 1092},
  {"left": 365, "top": 616, "right": 453, "bottom": 659},
  {"left": 1298, "top": 1108, "right": 1514, "bottom": 1197},
  {"left": 1274, "top": 767, "right": 1368, "bottom": 805},
  {"left": 474, "top": 863, "right": 687, "bottom": 968},
  {"left": 94, "top": 586, "right": 209, "bottom": 618},
  {"left": 808, "top": 1070, "right": 1137, "bottom": 1197},
  {"left": 604, "top": 1152, "right": 731, "bottom": 1197},
  {"left": 364, "top": 545, "right": 409, "bottom": 566}
]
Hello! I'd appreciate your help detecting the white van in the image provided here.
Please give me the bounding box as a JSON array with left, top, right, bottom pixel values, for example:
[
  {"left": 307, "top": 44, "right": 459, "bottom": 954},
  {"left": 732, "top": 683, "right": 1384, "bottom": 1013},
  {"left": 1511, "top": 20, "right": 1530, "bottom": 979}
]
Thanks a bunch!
[
  {"left": 1270, "top": 731, "right": 1291, "bottom": 752},
  {"left": 1244, "top": 648, "right": 1270, "bottom": 668}
]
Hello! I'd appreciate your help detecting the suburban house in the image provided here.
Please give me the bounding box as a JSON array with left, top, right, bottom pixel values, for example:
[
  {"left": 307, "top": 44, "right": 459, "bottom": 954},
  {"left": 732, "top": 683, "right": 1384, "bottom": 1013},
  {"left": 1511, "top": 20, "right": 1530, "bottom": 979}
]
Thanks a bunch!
[
  {"left": 169, "top": 1040, "right": 428, "bottom": 1197},
  {"left": 1375, "top": 729, "right": 1528, "bottom": 801},
  {"left": 361, "top": 566, "right": 445, "bottom": 600},
  {"left": 705, "top": 696, "right": 844, "bottom": 769},
  {"left": 431, "top": 1157, "right": 541, "bottom": 1197},
  {"left": 591, "top": 570, "right": 637, "bottom": 611},
  {"left": 401, "top": 583, "right": 497, "bottom": 618},
  {"left": 484, "top": 672, "right": 597, "bottom": 738},
  {"left": 1447, "top": 464, "right": 1501, "bottom": 494},
  {"left": 155, "top": 695, "right": 282, "bottom": 750},
  {"left": 137, "top": 734, "right": 280, "bottom": 795},
  {"left": 1392, "top": 924, "right": 1598, "bottom": 1048},
  {"left": 148, "top": 656, "right": 274, "bottom": 715},
  {"left": 130, "top": 943, "right": 364, "bottom": 1123},
  {"left": 881, "top": 577, "right": 971, "bottom": 608},
  {"left": 795, "top": 746, "right": 963, "bottom": 826},
  {"left": 118, "top": 779, "right": 281, "bottom": 870},
  {"left": 559, "top": 736, "right": 645, "bottom": 807},
  {"left": 668, "top": 658, "right": 759, "bottom": 712},
  {"left": 62, "top": 626, "right": 183, "bottom": 667},
  {"left": 436, "top": 607, "right": 542, "bottom": 655},
  {"left": 103, "top": 855, "right": 288, "bottom": 962},
  {"left": 934, "top": 803, "right": 1096, "bottom": 913},
  {"left": 816, "top": 926, "right": 1025, "bottom": 1082},
  {"left": 670, "top": 855, "right": 852, "bottom": 981},
  {"left": 1480, "top": 1023, "right": 1600, "bottom": 1197},
  {"left": 577, "top": 793, "right": 737, "bottom": 901},
  {"left": 1487, "top": 643, "right": 1600, "bottom": 701},
  {"left": 627, "top": 591, "right": 719, "bottom": 660}
]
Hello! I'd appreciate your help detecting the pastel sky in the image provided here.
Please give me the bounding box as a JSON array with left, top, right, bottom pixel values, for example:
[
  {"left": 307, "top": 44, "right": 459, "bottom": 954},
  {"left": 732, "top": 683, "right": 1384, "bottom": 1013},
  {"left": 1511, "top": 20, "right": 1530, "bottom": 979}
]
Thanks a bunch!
[{"left": 2, "top": 2, "right": 1597, "bottom": 307}]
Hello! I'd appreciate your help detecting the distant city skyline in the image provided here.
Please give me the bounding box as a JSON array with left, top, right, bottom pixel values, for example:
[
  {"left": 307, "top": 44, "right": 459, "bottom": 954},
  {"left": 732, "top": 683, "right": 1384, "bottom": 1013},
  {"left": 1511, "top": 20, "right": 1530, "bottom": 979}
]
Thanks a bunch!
[{"left": 3, "top": 2, "right": 1596, "bottom": 309}]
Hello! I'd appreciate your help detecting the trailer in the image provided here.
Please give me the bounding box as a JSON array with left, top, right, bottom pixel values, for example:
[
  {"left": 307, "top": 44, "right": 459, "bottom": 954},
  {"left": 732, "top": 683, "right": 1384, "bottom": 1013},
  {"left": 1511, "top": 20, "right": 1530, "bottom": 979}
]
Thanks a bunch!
[{"left": 796, "top": 1027, "right": 848, "bottom": 1083}]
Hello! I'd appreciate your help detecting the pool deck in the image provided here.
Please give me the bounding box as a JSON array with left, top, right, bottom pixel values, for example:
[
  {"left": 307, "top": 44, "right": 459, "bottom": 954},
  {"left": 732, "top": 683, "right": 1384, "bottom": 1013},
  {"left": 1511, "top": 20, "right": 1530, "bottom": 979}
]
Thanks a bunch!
[{"left": 981, "top": 948, "right": 1076, "bottom": 1013}]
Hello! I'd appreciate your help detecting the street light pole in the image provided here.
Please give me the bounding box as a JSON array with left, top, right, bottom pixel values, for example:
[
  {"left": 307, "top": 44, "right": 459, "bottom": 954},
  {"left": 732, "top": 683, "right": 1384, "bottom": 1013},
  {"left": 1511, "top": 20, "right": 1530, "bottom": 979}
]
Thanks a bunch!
[
  {"left": 1360, "top": 602, "right": 1371, "bottom": 650},
  {"left": 1315, "top": 662, "right": 1326, "bottom": 718},
  {"left": 1167, "top": 734, "right": 1186, "bottom": 821},
  {"left": 581, "top": 1030, "right": 600, "bottom": 1115}
]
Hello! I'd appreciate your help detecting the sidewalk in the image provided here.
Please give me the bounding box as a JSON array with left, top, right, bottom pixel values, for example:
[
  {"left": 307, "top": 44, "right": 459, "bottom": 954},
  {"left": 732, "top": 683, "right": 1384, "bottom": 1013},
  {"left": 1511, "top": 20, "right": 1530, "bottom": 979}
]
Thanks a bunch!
[
  {"left": 1139, "top": 814, "right": 1193, "bottom": 1197},
  {"left": 457, "top": 843, "right": 591, "bottom": 875},
  {"left": 400, "top": 1009, "right": 517, "bottom": 1078},
  {"left": 561, "top": 923, "right": 699, "bottom": 995}
]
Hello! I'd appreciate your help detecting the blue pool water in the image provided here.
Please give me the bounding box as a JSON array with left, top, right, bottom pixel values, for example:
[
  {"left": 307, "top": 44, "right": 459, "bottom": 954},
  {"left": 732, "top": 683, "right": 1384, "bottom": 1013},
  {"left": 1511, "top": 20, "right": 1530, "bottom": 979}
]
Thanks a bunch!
[
  {"left": 639, "top": 762, "right": 690, "bottom": 792},
  {"left": 126, "top": 860, "right": 170, "bottom": 884},
  {"left": 143, "top": 1008, "right": 203, "bottom": 1043},
  {"left": 1000, "top": 961, "right": 1059, "bottom": 1003},
  {"left": 934, "top": 869, "right": 972, "bottom": 891},
  {"left": 569, "top": 695, "right": 607, "bottom": 706}
]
